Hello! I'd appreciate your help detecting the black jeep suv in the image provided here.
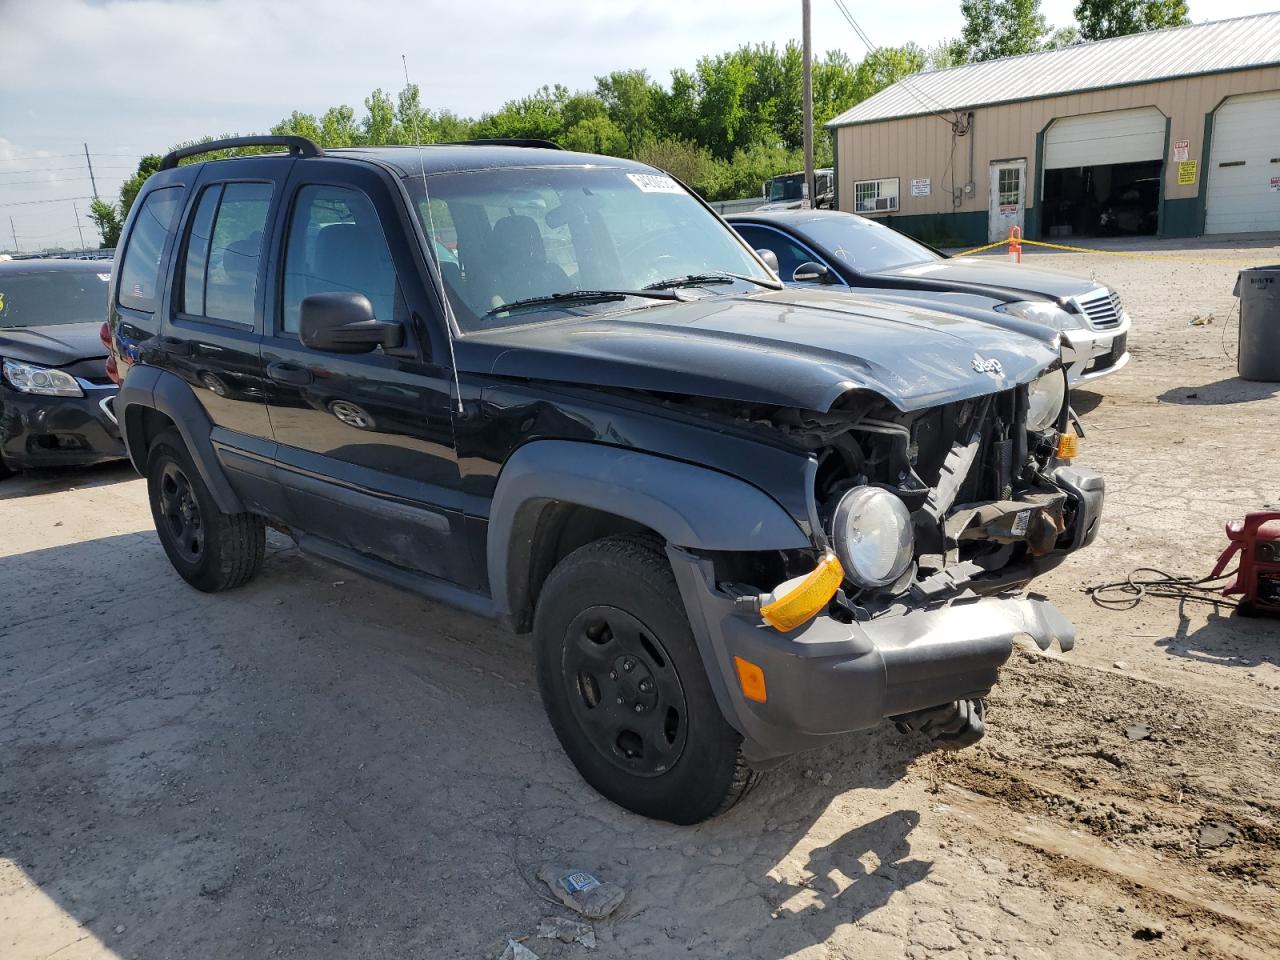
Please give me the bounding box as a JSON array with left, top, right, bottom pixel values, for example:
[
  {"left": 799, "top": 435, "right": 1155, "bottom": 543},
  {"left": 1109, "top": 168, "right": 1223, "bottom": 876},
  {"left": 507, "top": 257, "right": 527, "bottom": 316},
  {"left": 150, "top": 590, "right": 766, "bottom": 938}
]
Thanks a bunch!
[{"left": 109, "top": 136, "right": 1102, "bottom": 824}]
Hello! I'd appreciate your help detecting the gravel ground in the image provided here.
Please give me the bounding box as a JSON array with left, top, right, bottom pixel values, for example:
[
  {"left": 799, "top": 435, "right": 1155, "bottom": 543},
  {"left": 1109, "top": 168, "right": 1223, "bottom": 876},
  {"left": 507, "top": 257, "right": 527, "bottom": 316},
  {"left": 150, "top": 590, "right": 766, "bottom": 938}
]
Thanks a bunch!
[{"left": 2, "top": 234, "right": 1279, "bottom": 960}]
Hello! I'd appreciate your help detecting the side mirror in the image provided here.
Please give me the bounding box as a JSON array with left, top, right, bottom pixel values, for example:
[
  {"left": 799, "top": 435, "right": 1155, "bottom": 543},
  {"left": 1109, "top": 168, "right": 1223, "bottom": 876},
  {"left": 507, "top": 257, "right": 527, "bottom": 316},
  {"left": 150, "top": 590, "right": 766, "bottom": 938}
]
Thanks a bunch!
[
  {"left": 793, "top": 261, "right": 834, "bottom": 284},
  {"left": 755, "top": 248, "right": 780, "bottom": 275},
  {"left": 299, "top": 292, "right": 403, "bottom": 354}
]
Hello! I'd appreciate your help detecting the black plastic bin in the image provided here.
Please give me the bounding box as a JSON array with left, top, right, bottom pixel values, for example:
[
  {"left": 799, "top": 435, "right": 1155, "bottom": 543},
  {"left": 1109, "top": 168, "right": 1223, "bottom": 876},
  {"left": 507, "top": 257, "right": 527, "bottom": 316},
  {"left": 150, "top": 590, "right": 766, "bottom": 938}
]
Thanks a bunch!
[{"left": 1235, "top": 265, "right": 1280, "bottom": 382}]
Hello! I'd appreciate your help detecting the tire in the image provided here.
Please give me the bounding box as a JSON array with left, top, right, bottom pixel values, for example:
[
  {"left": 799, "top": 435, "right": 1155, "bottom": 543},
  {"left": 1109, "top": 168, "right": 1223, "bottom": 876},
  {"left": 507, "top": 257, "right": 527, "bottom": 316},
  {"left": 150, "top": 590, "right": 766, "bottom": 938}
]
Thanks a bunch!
[
  {"left": 146, "top": 429, "right": 265, "bottom": 593},
  {"left": 533, "top": 535, "right": 758, "bottom": 824}
]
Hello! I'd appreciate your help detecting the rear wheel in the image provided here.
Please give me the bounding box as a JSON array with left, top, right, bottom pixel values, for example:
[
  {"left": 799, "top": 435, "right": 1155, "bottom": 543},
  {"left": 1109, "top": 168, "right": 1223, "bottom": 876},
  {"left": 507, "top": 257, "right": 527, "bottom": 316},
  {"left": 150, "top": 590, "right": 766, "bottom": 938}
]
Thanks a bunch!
[
  {"left": 146, "top": 430, "right": 264, "bottom": 592},
  {"left": 534, "top": 536, "right": 757, "bottom": 824}
]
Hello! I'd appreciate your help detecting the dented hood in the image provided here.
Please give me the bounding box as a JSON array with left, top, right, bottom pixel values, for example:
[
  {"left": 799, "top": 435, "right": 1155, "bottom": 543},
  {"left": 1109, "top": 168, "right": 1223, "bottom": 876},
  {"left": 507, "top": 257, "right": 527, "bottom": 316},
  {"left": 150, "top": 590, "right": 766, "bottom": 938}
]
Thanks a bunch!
[{"left": 461, "top": 289, "right": 1058, "bottom": 412}]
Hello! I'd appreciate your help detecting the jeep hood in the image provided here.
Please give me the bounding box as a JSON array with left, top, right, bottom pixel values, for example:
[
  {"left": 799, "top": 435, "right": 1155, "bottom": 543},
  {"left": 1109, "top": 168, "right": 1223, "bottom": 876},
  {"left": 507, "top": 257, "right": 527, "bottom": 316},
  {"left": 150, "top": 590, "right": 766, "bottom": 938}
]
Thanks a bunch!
[
  {"left": 461, "top": 289, "right": 1058, "bottom": 412},
  {"left": 873, "top": 257, "right": 1100, "bottom": 302}
]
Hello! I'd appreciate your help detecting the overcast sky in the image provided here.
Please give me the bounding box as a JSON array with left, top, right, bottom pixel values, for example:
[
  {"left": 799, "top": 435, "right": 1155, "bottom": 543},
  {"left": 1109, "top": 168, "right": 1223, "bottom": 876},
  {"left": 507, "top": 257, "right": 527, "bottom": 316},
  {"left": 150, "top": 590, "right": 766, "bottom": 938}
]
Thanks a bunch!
[{"left": 2, "top": 0, "right": 1275, "bottom": 250}]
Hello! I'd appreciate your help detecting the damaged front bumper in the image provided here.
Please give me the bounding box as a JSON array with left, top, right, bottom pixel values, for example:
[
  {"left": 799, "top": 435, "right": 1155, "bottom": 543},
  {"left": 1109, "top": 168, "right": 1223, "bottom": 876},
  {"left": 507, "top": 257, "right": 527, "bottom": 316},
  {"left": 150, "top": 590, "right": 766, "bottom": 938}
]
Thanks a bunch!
[{"left": 668, "top": 462, "right": 1103, "bottom": 766}]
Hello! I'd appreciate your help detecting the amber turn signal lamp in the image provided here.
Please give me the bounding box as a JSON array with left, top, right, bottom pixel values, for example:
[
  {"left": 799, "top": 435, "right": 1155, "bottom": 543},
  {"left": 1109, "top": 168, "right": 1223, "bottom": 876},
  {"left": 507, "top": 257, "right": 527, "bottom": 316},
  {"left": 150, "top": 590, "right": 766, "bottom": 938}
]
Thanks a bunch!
[
  {"left": 759, "top": 553, "right": 845, "bottom": 632},
  {"left": 733, "top": 656, "right": 768, "bottom": 703},
  {"left": 1056, "top": 432, "right": 1079, "bottom": 459}
]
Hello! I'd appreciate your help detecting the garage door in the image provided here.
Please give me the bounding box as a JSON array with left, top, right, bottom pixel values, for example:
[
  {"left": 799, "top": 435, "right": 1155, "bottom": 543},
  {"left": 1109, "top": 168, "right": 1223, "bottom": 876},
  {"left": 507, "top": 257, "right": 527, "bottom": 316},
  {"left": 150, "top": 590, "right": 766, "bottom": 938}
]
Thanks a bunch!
[
  {"left": 1044, "top": 107, "right": 1166, "bottom": 170},
  {"left": 1205, "top": 91, "right": 1280, "bottom": 234}
]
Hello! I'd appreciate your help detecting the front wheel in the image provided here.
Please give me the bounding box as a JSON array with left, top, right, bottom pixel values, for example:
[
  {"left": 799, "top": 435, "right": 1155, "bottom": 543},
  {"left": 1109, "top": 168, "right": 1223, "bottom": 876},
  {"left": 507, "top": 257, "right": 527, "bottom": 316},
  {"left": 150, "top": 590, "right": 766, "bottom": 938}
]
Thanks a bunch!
[
  {"left": 534, "top": 536, "right": 757, "bottom": 824},
  {"left": 146, "top": 430, "right": 265, "bottom": 592}
]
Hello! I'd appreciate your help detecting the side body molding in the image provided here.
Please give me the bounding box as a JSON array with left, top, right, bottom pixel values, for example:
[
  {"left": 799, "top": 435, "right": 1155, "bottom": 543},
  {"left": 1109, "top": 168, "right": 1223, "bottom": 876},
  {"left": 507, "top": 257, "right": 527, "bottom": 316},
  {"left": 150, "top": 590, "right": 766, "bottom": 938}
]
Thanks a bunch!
[
  {"left": 486, "top": 440, "right": 811, "bottom": 624},
  {"left": 116, "top": 366, "right": 246, "bottom": 515}
]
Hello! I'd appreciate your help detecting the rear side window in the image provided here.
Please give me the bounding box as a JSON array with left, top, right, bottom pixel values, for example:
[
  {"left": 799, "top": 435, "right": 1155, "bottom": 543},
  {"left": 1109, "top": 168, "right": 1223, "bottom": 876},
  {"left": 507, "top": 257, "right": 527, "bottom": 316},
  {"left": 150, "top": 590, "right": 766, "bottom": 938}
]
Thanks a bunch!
[
  {"left": 179, "top": 182, "right": 273, "bottom": 327},
  {"left": 281, "top": 184, "right": 400, "bottom": 334},
  {"left": 118, "top": 186, "right": 184, "bottom": 312}
]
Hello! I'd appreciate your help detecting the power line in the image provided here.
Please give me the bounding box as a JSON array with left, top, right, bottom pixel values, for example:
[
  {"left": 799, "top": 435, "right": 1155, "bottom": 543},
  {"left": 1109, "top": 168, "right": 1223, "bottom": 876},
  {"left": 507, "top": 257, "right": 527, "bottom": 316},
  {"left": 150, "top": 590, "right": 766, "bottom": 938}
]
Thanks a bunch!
[
  {"left": 0, "top": 164, "right": 137, "bottom": 176},
  {"left": 0, "top": 151, "right": 142, "bottom": 162},
  {"left": 0, "top": 195, "right": 96, "bottom": 208},
  {"left": 829, "top": 0, "right": 956, "bottom": 122}
]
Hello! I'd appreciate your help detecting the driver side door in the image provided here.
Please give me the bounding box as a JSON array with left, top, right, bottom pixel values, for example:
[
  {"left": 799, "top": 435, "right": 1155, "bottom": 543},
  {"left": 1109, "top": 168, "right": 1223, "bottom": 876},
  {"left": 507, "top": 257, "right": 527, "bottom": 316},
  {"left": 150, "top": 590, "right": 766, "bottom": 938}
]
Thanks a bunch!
[{"left": 260, "top": 161, "right": 474, "bottom": 586}]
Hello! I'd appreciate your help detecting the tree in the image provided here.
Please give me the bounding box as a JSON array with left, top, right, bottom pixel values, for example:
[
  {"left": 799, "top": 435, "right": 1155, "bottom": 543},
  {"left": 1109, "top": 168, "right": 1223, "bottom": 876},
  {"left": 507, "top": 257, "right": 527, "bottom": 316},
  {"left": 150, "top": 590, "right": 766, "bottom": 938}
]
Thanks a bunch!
[
  {"left": 958, "top": 0, "right": 1050, "bottom": 61},
  {"left": 560, "top": 116, "right": 628, "bottom": 156},
  {"left": 87, "top": 198, "right": 121, "bottom": 249},
  {"left": 1073, "top": 0, "right": 1189, "bottom": 40},
  {"left": 595, "top": 70, "right": 658, "bottom": 154}
]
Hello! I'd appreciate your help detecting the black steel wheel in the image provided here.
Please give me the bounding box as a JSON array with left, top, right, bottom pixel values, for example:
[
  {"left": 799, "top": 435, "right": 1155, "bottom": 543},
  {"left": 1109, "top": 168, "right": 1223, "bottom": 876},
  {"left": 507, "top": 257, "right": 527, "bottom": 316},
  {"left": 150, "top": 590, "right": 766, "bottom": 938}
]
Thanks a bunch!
[
  {"left": 157, "top": 460, "right": 205, "bottom": 563},
  {"left": 561, "top": 606, "right": 689, "bottom": 777},
  {"left": 534, "top": 536, "right": 757, "bottom": 824},
  {"left": 146, "top": 429, "right": 265, "bottom": 593}
]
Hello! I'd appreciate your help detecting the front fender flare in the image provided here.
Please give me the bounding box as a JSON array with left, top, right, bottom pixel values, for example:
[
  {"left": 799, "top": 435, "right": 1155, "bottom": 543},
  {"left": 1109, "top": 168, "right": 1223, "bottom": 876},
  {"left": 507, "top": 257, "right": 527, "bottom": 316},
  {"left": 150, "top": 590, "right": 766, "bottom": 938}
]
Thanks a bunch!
[{"left": 487, "top": 440, "right": 810, "bottom": 623}]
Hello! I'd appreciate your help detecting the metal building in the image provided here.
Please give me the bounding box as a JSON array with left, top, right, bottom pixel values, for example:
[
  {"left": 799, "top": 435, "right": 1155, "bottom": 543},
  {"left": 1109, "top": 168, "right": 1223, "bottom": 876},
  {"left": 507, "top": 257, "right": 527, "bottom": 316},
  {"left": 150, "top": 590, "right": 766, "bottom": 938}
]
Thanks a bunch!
[{"left": 826, "top": 13, "right": 1280, "bottom": 245}]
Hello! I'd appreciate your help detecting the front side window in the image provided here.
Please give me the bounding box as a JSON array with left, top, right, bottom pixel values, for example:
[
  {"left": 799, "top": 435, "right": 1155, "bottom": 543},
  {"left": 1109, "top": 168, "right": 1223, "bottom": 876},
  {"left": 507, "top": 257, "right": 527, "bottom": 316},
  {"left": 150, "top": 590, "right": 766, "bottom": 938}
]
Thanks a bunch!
[
  {"left": 118, "top": 186, "right": 184, "bottom": 312},
  {"left": 732, "top": 225, "right": 825, "bottom": 283},
  {"left": 0, "top": 269, "right": 110, "bottom": 328},
  {"left": 408, "top": 165, "right": 771, "bottom": 332},
  {"left": 796, "top": 215, "right": 939, "bottom": 273},
  {"left": 854, "top": 178, "right": 900, "bottom": 214},
  {"left": 281, "top": 184, "right": 401, "bottom": 335}
]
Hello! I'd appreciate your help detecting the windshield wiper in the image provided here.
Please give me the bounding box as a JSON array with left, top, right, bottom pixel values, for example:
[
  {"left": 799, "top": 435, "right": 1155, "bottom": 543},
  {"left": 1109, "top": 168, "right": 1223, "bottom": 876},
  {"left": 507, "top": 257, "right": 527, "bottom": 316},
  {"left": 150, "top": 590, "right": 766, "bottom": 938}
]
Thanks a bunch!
[
  {"left": 643, "top": 271, "right": 781, "bottom": 291},
  {"left": 483, "top": 288, "right": 682, "bottom": 319}
]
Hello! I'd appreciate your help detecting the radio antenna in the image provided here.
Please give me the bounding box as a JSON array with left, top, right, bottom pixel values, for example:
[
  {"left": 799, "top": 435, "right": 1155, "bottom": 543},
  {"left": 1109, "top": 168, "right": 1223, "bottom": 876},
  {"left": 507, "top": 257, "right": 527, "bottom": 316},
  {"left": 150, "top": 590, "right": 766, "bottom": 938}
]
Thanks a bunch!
[{"left": 403, "top": 53, "right": 464, "bottom": 414}]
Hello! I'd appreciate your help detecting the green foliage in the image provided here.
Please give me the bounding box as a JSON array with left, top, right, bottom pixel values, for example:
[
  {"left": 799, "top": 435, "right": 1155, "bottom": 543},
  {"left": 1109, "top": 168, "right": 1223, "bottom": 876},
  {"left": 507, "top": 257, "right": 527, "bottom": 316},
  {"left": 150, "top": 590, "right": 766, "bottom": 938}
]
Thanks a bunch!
[
  {"left": 958, "top": 0, "right": 1050, "bottom": 61},
  {"left": 1073, "top": 0, "right": 1189, "bottom": 40},
  {"left": 87, "top": 198, "right": 121, "bottom": 249}
]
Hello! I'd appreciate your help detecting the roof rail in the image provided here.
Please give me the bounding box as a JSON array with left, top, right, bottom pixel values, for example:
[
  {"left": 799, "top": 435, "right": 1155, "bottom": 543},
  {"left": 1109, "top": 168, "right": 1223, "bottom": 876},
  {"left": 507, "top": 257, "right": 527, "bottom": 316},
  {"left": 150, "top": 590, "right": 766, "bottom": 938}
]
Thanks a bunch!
[
  {"left": 158, "top": 135, "right": 324, "bottom": 171},
  {"left": 446, "top": 138, "right": 563, "bottom": 150}
]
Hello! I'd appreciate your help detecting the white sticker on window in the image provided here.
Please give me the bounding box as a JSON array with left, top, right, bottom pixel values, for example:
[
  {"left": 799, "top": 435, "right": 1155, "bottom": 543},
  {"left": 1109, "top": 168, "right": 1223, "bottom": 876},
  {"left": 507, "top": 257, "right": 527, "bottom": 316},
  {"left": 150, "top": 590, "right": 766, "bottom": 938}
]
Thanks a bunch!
[
  {"left": 97, "top": 273, "right": 111, "bottom": 282},
  {"left": 626, "top": 173, "right": 683, "bottom": 194}
]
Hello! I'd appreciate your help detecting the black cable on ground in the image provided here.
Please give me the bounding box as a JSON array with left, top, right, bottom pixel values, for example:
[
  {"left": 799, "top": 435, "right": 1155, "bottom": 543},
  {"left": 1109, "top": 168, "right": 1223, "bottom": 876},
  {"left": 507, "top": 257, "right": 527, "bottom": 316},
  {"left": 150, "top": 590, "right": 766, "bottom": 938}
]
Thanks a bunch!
[{"left": 1086, "top": 566, "right": 1239, "bottom": 611}]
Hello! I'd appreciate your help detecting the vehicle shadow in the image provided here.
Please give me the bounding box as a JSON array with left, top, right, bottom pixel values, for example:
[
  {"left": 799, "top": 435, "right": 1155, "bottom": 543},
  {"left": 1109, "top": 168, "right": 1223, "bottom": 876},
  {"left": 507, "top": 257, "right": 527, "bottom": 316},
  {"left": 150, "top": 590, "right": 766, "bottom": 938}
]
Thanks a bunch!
[
  {"left": 1157, "top": 377, "right": 1280, "bottom": 406},
  {"left": 0, "top": 531, "right": 933, "bottom": 960},
  {"left": 1071, "top": 388, "right": 1104, "bottom": 416},
  {"left": 1153, "top": 597, "right": 1278, "bottom": 670},
  {"left": 0, "top": 459, "right": 135, "bottom": 500}
]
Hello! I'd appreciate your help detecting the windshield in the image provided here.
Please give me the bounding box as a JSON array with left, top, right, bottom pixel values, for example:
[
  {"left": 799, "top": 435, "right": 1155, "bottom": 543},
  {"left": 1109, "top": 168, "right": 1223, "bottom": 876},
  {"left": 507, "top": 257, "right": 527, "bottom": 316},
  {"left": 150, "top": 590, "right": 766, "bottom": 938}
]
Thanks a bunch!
[
  {"left": 767, "top": 174, "right": 805, "bottom": 202},
  {"left": 407, "top": 165, "right": 771, "bottom": 331},
  {"left": 0, "top": 268, "right": 110, "bottom": 328},
  {"left": 799, "top": 215, "right": 940, "bottom": 272}
]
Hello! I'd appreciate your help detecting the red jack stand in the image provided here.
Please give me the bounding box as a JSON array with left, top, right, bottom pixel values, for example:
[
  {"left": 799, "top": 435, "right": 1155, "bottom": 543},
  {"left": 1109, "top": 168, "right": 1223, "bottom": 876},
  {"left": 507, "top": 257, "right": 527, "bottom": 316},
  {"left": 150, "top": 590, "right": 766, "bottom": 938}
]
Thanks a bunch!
[{"left": 1210, "top": 512, "right": 1280, "bottom": 617}]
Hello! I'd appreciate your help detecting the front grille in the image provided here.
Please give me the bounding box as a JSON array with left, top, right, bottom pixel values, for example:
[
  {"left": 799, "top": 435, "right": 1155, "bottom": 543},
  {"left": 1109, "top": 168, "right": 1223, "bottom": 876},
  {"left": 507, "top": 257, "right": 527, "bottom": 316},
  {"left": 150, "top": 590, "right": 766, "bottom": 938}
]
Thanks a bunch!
[{"left": 1074, "top": 288, "right": 1123, "bottom": 330}]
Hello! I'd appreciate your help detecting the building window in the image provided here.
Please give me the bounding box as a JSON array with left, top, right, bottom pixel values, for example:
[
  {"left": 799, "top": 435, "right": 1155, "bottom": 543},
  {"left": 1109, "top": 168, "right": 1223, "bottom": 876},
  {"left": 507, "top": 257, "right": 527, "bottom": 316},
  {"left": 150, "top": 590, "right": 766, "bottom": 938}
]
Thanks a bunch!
[
  {"left": 997, "top": 167, "right": 1022, "bottom": 206},
  {"left": 853, "top": 178, "right": 900, "bottom": 214}
]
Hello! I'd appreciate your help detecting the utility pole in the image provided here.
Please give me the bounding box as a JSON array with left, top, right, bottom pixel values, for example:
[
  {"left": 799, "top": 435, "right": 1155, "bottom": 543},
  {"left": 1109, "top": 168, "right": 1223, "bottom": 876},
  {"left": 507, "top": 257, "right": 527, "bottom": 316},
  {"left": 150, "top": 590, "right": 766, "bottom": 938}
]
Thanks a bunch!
[
  {"left": 802, "top": 0, "right": 815, "bottom": 208},
  {"left": 84, "top": 142, "right": 99, "bottom": 200},
  {"left": 73, "top": 201, "right": 87, "bottom": 251},
  {"left": 9, "top": 216, "right": 18, "bottom": 253}
]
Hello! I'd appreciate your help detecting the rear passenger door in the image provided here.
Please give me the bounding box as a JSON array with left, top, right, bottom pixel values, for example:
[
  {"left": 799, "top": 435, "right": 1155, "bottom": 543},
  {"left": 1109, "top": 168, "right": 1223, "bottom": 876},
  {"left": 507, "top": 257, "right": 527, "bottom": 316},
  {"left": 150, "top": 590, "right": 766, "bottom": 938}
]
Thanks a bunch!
[
  {"left": 260, "top": 160, "right": 471, "bottom": 586},
  {"left": 163, "top": 160, "right": 291, "bottom": 447}
]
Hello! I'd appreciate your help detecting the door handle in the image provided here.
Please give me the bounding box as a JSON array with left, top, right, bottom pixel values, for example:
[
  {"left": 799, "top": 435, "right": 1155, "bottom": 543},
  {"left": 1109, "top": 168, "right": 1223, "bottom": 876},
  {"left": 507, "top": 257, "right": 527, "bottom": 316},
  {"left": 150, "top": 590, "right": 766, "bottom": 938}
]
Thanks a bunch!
[
  {"left": 160, "top": 337, "right": 192, "bottom": 357},
  {"left": 266, "top": 361, "right": 312, "bottom": 385}
]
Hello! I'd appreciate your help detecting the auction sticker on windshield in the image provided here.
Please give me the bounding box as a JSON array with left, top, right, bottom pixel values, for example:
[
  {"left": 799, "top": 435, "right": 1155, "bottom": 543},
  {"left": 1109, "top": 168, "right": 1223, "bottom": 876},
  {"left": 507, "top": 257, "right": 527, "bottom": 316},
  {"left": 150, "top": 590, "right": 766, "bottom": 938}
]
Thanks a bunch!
[{"left": 627, "top": 173, "right": 683, "bottom": 194}]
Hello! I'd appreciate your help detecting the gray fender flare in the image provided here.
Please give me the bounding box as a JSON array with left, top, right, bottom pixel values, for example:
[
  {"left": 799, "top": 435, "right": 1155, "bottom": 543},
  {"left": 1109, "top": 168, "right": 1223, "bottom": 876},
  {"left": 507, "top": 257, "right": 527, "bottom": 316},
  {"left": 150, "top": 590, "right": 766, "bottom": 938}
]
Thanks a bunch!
[
  {"left": 486, "top": 440, "right": 810, "bottom": 624},
  {"left": 117, "top": 366, "right": 245, "bottom": 515}
]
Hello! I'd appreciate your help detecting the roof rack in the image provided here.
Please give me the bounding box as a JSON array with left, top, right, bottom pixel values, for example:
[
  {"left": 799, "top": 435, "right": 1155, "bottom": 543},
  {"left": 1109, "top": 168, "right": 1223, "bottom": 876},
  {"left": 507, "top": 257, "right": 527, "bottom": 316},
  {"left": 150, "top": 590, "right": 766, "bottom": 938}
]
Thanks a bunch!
[
  {"left": 445, "top": 138, "right": 563, "bottom": 150},
  {"left": 158, "top": 135, "right": 324, "bottom": 171}
]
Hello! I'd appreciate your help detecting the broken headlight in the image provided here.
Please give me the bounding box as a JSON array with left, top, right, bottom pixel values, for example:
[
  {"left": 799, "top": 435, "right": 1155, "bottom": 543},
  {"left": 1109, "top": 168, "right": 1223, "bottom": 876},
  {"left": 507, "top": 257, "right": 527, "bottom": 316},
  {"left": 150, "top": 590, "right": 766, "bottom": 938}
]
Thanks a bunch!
[
  {"left": 1026, "top": 369, "right": 1067, "bottom": 432},
  {"left": 830, "top": 486, "right": 914, "bottom": 589}
]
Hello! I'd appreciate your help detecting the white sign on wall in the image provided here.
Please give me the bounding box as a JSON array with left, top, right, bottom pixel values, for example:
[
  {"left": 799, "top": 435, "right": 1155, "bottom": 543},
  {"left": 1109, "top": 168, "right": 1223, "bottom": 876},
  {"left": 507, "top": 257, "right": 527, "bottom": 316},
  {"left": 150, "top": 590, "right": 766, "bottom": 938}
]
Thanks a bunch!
[
  {"left": 911, "top": 178, "right": 931, "bottom": 197},
  {"left": 1173, "top": 139, "right": 1190, "bottom": 162}
]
